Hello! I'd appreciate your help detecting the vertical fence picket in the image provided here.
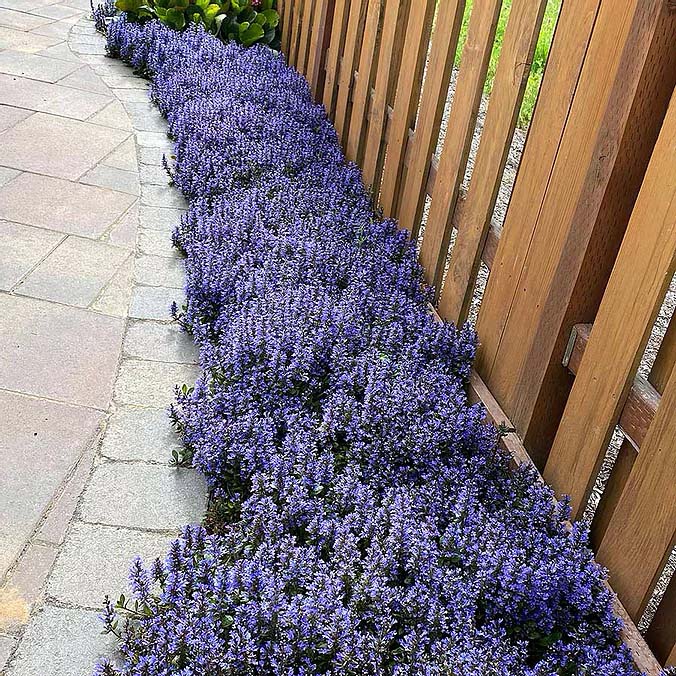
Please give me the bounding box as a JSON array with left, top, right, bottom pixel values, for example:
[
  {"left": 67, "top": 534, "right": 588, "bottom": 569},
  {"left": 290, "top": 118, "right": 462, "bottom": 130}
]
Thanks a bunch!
[
  {"left": 296, "top": 0, "right": 315, "bottom": 77},
  {"left": 396, "top": 0, "right": 466, "bottom": 237},
  {"left": 437, "top": 0, "right": 548, "bottom": 324},
  {"left": 646, "top": 573, "right": 676, "bottom": 667},
  {"left": 361, "top": 0, "right": 410, "bottom": 190},
  {"left": 288, "top": 0, "right": 303, "bottom": 67},
  {"left": 346, "top": 0, "right": 383, "bottom": 164},
  {"left": 377, "top": 0, "right": 435, "bottom": 217},
  {"left": 544, "top": 89, "right": 676, "bottom": 519},
  {"left": 416, "top": 0, "right": 502, "bottom": 290},
  {"left": 306, "top": 0, "right": 334, "bottom": 98},
  {"left": 333, "top": 0, "right": 368, "bottom": 144},
  {"left": 281, "top": 0, "right": 293, "bottom": 57},
  {"left": 322, "top": 0, "right": 349, "bottom": 117}
]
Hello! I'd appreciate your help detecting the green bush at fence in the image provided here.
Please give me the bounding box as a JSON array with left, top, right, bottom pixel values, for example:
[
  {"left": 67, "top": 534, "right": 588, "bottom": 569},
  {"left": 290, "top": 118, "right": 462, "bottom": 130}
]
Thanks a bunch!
[{"left": 115, "top": 0, "right": 279, "bottom": 47}]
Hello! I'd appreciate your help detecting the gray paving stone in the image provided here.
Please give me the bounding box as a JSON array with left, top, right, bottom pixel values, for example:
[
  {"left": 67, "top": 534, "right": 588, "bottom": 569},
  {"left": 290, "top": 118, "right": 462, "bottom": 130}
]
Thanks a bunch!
[
  {"left": 141, "top": 183, "right": 187, "bottom": 209},
  {"left": 0, "top": 634, "right": 16, "bottom": 670},
  {"left": 30, "top": 19, "right": 73, "bottom": 38},
  {"left": 88, "top": 98, "right": 132, "bottom": 130},
  {"left": 139, "top": 205, "right": 184, "bottom": 232},
  {"left": 0, "top": 0, "right": 61, "bottom": 12},
  {"left": 101, "top": 73, "right": 148, "bottom": 89},
  {"left": 138, "top": 144, "right": 171, "bottom": 165},
  {"left": 0, "top": 166, "right": 21, "bottom": 187},
  {"left": 113, "top": 358, "right": 197, "bottom": 408},
  {"left": 5, "top": 605, "right": 118, "bottom": 676},
  {"left": 0, "top": 73, "right": 110, "bottom": 119},
  {"left": 47, "top": 522, "right": 171, "bottom": 608},
  {"left": 0, "top": 390, "right": 103, "bottom": 578},
  {"left": 0, "top": 112, "right": 129, "bottom": 180},
  {"left": 16, "top": 235, "right": 130, "bottom": 307},
  {"left": 137, "top": 229, "right": 181, "bottom": 258},
  {"left": 129, "top": 284, "right": 183, "bottom": 321},
  {"left": 36, "top": 40, "right": 84, "bottom": 62},
  {"left": 121, "top": 101, "right": 166, "bottom": 132},
  {"left": 68, "top": 31, "right": 104, "bottom": 45},
  {"left": 29, "top": 3, "right": 81, "bottom": 19},
  {"left": 36, "top": 444, "right": 95, "bottom": 545},
  {"left": 106, "top": 203, "right": 138, "bottom": 249},
  {"left": 80, "top": 462, "right": 206, "bottom": 530},
  {"left": 2, "top": 543, "right": 58, "bottom": 631},
  {"left": 91, "top": 255, "right": 134, "bottom": 317},
  {"left": 0, "top": 7, "right": 50, "bottom": 30},
  {"left": 0, "top": 221, "right": 63, "bottom": 291},
  {"left": 111, "top": 86, "right": 149, "bottom": 102},
  {"left": 134, "top": 254, "right": 184, "bottom": 288},
  {"left": 136, "top": 130, "right": 172, "bottom": 149},
  {"left": 138, "top": 162, "right": 171, "bottom": 186},
  {"left": 0, "top": 172, "right": 136, "bottom": 237},
  {"left": 0, "top": 49, "right": 81, "bottom": 82},
  {"left": 81, "top": 164, "right": 139, "bottom": 195},
  {"left": 59, "top": 65, "right": 111, "bottom": 95},
  {"left": 123, "top": 320, "right": 198, "bottom": 364},
  {"left": 66, "top": 39, "right": 105, "bottom": 55},
  {"left": 100, "top": 405, "right": 181, "bottom": 463},
  {"left": 102, "top": 136, "right": 137, "bottom": 171},
  {"left": 0, "top": 25, "right": 60, "bottom": 52},
  {"left": 0, "top": 294, "right": 124, "bottom": 408},
  {"left": 0, "top": 103, "right": 31, "bottom": 131}
]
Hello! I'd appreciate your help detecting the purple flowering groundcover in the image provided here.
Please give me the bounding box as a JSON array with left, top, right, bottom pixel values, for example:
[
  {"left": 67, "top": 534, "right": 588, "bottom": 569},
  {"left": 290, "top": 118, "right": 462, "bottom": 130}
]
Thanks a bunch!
[{"left": 95, "top": 18, "right": 639, "bottom": 676}]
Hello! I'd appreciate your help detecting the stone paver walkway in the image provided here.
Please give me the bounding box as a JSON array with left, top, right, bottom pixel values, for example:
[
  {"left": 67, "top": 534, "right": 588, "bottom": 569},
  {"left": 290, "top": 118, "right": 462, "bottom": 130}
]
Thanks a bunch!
[{"left": 0, "top": 10, "right": 205, "bottom": 674}]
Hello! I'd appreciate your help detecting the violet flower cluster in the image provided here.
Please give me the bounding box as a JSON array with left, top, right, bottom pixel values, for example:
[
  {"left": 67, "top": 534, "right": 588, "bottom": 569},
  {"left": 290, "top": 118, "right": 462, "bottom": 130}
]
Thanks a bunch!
[{"left": 97, "top": 18, "right": 639, "bottom": 676}]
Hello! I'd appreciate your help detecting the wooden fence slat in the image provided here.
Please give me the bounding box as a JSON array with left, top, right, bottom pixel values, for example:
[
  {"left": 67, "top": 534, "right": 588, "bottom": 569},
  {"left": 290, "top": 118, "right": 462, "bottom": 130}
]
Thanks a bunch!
[
  {"left": 306, "top": 0, "right": 333, "bottom": 98},
  {"left": 361, "top": 0, "right": 410, "bottom": 189},
  {"left": 474, "top": 0, "right": 601, "bottom": 377},
  {"left": 544, "top": 88, "right": 676, "bottom": 519},
  {"left": 645, "top": 571, "right": 676, "bottom": 667},
  {"left": 437, "top": 0, "right": 548, "bottom": 323},
  {"left": 377, "top": 0, "right": 435, "bottom": 216},
  {"left": 333, "top": 0, "right": 367, "bottom": 144},
  {"left": 396, "top": 0, "right": 466, "bottom": 236},
  {"left": 322, "top": 0, "right": 349, "bottom": 117},
  {"left": 416, "top": 0, "right": 502, "bottom": 290},
  {"left": 596, "top": 371, "right": 676, "bottom": 621},
  {"left": 346, "top": 0, "right": 382, "bottom": 163},
  {"left": 281, "top": 0, "right": 293, "bottom": 56},
  {"left": 296, "top": 0, "right": 315, "bottom": 77},
  {"left": 288, "top": 0, "right": 304, "bottom": 67}
]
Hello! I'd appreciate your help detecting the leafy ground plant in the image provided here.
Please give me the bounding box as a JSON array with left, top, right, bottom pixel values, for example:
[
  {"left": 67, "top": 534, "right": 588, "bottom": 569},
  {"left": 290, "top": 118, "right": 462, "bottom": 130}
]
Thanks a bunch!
[
  {"left": 94, "top": 18, "right": 641, "bottom": 676},
  {"left": 115, "top": 0, "right": 278, "bottom": 46}
]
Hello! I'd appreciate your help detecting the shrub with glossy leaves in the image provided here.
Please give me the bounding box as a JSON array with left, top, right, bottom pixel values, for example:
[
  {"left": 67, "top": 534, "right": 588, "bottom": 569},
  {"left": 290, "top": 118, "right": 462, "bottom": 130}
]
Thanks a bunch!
[{"left": 96, "top": 18, "right": 640, "bottom": 676}]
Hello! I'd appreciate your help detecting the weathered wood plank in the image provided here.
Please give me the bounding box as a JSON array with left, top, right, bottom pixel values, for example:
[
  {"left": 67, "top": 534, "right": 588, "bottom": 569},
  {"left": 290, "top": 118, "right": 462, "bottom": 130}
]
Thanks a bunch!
[
  {"left": 296, "top": 0, "right": 315, "bottom": 76},
  {"left": 322, "top": 0, "right": 350, "bottom": 117},
  {"left": 416, "top": 0, "right": 502, "bottom": 290},
  {"left": 361, "top": 0, "right": 410, "bottom": 189},
  {"left": 438, "top": 0, "right": 548, "bottom": 323},
  {"left": 346, "top": 0, "right": 382, "bottom": 163},
  {"left": 394, "top": 0, "right": 465, "bottom": 236},
  {"left": 306, "top": 0, "right": 333, "bottom": 98},
  {"left": 281, "top": 0, "right": 294, "bottom": 57},
  {"left": 645, "top": 571, "right": 676, "bottom": 667},
  {"left": 544, "top": 88, "right": 676, "bottom": 519},
  {"left": 377, "top": 0, "right": 435, "bottom": 215},
  {"left": 333, "top": 0, "right": 367, "bottom": 144}
]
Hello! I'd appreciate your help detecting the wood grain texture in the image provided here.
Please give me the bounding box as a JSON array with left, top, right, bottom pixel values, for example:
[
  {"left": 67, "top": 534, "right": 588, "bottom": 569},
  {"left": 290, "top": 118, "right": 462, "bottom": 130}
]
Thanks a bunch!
[
  {"left": 322, "top": 0, "right": 350, "bottom": 116},
  {"left": 474, "top": 0, "right": 602, "bottom": 377},
  {"left": 281, "top": 0, "right": 294, "bottom": 56},
  {"left": 437, "top": 0, "right": 548, "bottom": 324},
  {"left": 296, "top": 0, "right": 315, "bottom": 76},
  {"left": 361, "top": 0, "right": 410, "bottom": 189},
  {"left": 478, "top": 0, "right": 674, "bottom": 467},
  {"left": 306, "top": 0, "right": 333, "bottom": 98},
  {"left": 416, "top": 0, "right": 502, "bottom": 291},
  {"left": 346, "top": 0, "right": 382, "bottom": 163},
  {"left": 645, "top": 571, "right": 676, "bottom": 667},
  {"left": 544, "top": 88, "right": 676, "bottom": 519},
  {"left": 377, "top": 0, "right": 435, "bottom": 216},
  {"left": 396, "top": 0, "right": 465, "bottom": 237},
  {"left": 333, "top": 0, "right": 367, "bottom": 144}
]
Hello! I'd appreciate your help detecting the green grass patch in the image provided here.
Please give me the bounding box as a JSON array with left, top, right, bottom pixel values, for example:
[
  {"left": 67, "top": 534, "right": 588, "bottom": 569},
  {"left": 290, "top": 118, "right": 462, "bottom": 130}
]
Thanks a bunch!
[{"left": 453, "top": 0, "right": 561, "bottom": 127}]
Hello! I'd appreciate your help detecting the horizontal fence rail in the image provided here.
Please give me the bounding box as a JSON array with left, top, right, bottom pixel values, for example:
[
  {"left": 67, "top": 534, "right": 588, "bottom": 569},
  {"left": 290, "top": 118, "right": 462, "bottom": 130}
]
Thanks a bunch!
[{"left": 278, "top": 0, "right": 676, "bottom": 669}]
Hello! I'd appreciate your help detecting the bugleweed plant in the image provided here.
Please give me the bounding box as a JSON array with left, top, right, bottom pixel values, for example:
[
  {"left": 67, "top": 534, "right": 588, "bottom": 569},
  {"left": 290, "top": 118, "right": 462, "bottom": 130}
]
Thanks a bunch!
[{"left": 96, "top": 18, "right": 640, "bottom": 676}]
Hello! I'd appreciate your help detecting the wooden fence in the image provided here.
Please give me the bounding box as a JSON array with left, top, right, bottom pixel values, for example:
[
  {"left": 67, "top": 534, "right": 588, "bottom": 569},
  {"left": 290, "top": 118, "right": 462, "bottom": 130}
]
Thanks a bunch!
[{"left": 278, "top": 0, "right": 676, "bottom": 671}]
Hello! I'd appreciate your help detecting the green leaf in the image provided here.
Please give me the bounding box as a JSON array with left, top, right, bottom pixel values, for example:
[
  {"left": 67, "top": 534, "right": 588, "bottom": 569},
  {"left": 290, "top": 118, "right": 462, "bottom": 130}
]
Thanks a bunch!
[
  {"left": 238, "top": 21, "right": 264, "bottom": 46},
  {"left": 261, "top": 8, "right": 278, "bottom": 27},
  {"left": 253, "top": 11, "right": 266, "bottom": 25}
]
